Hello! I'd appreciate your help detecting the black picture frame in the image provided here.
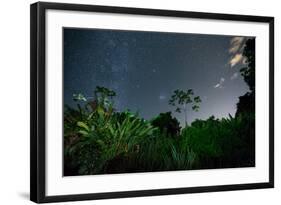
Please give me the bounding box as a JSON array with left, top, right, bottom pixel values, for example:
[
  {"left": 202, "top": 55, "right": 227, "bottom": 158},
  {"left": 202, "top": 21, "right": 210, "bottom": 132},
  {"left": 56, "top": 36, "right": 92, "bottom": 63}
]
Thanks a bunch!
[{"left": 30, "top": 2, "right": 274, "bottom": 203}]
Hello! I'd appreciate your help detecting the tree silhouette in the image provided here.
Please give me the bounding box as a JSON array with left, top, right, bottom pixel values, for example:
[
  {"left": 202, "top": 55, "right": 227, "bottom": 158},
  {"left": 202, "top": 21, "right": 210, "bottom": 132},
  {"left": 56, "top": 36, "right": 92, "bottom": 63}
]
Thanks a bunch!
[
  {"left": 240, "top": 39, "right": 255, "bottom": 92},
  {"left": 236, "top": 39, "right": 255, "bottom": 116},
  {"left": 151, "top": 112, "right": 181, "bottom": 137},
  {"left": 169, "top": 89, "right": 201, "bottom": 125}
]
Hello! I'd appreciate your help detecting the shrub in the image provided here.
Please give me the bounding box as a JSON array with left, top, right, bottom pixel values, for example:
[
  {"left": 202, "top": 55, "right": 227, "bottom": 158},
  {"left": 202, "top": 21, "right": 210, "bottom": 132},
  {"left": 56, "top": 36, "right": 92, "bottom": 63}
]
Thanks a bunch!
[
  {"left": 180, "top": 114, "right": 255, "bottom": 169},
  {"left": 64, "top": 87, "right": 255, "bottom": 175},
  {"left": 151, "top": 112, "right": 181, "bottom": 137}
]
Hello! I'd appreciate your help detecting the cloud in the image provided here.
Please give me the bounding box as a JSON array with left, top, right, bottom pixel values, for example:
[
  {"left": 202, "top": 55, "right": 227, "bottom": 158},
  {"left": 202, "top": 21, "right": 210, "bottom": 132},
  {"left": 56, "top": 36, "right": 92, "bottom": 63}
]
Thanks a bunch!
[
  {"left": 230, "top": 72, "right": 239, "bottom": 80},
  {"left": 229, "top": 53, "right": 243, "bottom": 67},
  {"left": 228, "top": 37, "right": 247, "bottom": 68},
  {"left": 214, "top": 84, "right": 220, "bottom": 88},
  {"left": 214, "top": 77, "right": 225, "bottom": 89},
  {"left": 229, "top": 37, "right": 245, "bottom": 54}
]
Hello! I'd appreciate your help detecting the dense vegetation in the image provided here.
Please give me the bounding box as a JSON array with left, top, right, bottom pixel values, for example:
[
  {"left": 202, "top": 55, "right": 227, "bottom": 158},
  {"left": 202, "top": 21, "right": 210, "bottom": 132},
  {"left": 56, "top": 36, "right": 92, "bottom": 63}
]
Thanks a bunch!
[{"left": 64, "top": 39, "right": 255, "bottom": 176}]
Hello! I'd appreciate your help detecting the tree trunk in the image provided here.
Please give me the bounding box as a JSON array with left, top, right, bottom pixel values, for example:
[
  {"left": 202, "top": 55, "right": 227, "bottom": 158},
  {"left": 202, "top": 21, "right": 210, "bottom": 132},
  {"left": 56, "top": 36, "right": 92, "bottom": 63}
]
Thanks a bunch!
[{"left": 184, "top": 104, "right": 187, "bottom": 126}]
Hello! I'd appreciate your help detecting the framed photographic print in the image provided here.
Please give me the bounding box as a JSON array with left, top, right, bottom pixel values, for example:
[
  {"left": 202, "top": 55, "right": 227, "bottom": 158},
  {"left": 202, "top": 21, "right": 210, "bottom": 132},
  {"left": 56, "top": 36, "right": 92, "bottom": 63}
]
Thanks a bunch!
[{"left": 30, "top": 2, "right": 274, "bottom": 203}]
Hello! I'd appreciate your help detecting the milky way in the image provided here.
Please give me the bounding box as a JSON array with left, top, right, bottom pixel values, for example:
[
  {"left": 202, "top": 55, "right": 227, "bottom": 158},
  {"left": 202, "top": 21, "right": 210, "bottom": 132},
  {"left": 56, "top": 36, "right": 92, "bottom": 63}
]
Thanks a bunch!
[{"left": 64, "top": 28, "right": 253, "bottom": 125}]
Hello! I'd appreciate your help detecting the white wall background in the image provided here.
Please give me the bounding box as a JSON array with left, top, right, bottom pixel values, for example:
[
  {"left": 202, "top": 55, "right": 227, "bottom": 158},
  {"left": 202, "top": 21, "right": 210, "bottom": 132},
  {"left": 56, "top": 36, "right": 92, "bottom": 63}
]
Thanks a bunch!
[{"left": 0, "top": 0, "right": 279, "bottom": 204}]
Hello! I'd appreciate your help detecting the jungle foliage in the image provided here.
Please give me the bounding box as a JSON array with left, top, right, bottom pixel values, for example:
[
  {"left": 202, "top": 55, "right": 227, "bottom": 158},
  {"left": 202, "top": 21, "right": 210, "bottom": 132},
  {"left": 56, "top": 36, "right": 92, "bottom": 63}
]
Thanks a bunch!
[{"left": 64, "top": 39, "right": 255, "bottom": 176}]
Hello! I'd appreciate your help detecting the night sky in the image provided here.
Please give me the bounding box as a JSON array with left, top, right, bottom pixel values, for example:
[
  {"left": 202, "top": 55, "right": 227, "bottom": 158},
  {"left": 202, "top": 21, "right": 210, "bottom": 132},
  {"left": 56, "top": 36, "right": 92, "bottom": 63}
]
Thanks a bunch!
[{"left": 64, "top": 28, "right": 253, "bottom": 125}]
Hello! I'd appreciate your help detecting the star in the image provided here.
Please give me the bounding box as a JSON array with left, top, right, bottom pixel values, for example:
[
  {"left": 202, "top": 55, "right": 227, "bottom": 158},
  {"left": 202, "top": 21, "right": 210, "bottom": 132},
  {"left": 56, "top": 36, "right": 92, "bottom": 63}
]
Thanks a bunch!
[{"left": 159, "top": 95, "right": 166, "bottom": 100}]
